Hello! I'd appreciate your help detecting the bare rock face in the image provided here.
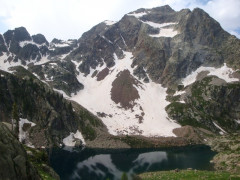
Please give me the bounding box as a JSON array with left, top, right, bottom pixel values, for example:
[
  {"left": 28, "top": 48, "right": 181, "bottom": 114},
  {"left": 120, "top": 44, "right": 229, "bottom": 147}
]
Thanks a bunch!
[
  {"left": 111, "top": 70, "right": 140, "bottom": 109},
  {"left": 0, "top": 123, "right": 40, "bottom": 180}
]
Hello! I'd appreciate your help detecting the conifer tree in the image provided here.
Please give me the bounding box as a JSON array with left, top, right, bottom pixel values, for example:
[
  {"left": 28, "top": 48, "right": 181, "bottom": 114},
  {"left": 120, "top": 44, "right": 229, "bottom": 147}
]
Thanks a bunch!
[
  {"left": 121, "top": 172, "right": 128, "bottom": 180},
  {"left": 12, "top": 102, "right": 19, "bottom": 138}
]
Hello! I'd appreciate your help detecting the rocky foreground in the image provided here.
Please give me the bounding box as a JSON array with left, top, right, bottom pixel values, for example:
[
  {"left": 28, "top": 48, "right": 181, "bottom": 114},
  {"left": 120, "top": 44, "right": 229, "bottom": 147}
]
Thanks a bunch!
[
  {"left": 0, "top": 123, "right": 59, "bottom": 180},
  {"left": 207, "top": 134, "right": 240, "bottom": 174}
]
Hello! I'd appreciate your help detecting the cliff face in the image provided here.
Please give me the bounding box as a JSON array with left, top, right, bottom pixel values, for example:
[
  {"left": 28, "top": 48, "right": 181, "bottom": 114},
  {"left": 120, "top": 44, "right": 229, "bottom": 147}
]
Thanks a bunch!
[{"left": 0, "top": 123, "right": 40, "bottom": 180}]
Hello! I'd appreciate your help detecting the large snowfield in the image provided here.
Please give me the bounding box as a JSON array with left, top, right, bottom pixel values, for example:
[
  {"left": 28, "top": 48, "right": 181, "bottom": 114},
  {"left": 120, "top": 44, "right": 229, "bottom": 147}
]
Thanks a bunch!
[{"left": 71, "top": 51, "right": 180, "bottom": 137}]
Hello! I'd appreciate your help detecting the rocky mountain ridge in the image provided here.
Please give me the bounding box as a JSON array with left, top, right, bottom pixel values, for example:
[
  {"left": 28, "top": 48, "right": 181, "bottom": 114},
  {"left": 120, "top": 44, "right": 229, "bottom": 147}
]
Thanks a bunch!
[{"left": 0, "top": 5, "right": 239, "bottom": 148}]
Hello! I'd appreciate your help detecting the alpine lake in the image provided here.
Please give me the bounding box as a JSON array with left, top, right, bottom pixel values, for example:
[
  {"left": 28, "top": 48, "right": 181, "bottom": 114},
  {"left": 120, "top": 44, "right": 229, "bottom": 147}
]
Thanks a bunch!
[{"left": 49, "top": 145, "right": 216, "bottom": 180}]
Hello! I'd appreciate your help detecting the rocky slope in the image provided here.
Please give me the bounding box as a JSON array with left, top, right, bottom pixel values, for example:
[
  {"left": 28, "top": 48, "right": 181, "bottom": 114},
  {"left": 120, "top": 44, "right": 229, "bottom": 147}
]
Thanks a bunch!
[
  {"left": 0, "top": 68, "right": 108, "bottom": 148},
  {"left": 207, "top": 134, "right": 240, "bottom": 173},
  {"left": 0, "top": 123, "right": 40, "bottom": 179},
  {"left": 0, "top": 5, "right": 239, "bottom": 148}
]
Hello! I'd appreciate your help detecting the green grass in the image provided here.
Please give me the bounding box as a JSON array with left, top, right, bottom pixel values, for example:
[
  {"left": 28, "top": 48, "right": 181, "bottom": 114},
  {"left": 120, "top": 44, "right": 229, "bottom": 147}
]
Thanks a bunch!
[
  {"left": 138, "top": 170, "right": 240, "bottom": 180},
  {"left": 80, "top": 123, "right": 97, "bottom": 141},
  {"left": 38, "top": 169, "right": 56, "bottom": 180}
]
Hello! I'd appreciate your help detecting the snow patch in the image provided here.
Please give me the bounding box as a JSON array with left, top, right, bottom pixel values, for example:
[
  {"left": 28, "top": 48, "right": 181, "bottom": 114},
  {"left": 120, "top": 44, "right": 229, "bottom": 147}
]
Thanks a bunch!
[
  {"left": 19, "top": 118, "right": 36, "bottom": 147},
  {"left": 173, "top": 90, "right": 185, "bottom": 96},
  {"left": 120, "top": 34, "right": 127, "bottom": 47},
  {"left": 182, "top": 63, "right": 239, "bottom": 87},
  {"left": 53, "top": 88, "right": 70, "bottom": 98},
  {"left": 104, "top": 20, "right": 116, "bottom": 26},
  {"left": 128, "top": 12, "right": 147, "bottom": 18},
  {"left": 53, "top": 43, "right": 70, "bottom": 47},
  {"left": 63, "top": 130, "right": 86, "bottom": 148},
  {"left": 102, "top": 36, "right": 113, "bottom": 44},
  {"left": 32, "top": 56, "right": 50, "bottom": 65},
  {"left": 177, "top": 100, "right": 185, "bottom": 104},
  {"left": 0, "top": 52, "right": 51, "bottom": 74},
  {"left": 235, "top": 120, "right": 240, "bottom": 124},
  {"left": 144, "top": 22, "right": 176, "bottom": 29},
  {"left": 74, "top": 130, "right": 86, "bottom": 145},
  {"left": 213, "top": 122, "right": 226, "bottom": 135},
  {"left": 19, "top": 40, "right": 47, "bottom": 48},
  {"left": 150, "top": 28, "right": 178, "bottom": 38},
  {"left": 0, "top": 53, "right": 23, "bottom": 72},
  {"left": 142, "top": 21, "right": 178, "bottom": 38},
  {"left": 50, "top": 40, "right": 74, "bottom": 48}
]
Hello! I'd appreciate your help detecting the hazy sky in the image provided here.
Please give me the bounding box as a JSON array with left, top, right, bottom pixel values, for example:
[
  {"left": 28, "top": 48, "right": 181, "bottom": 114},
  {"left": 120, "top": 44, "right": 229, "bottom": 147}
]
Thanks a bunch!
[{"left": 0, "top": 0, "right": 239, "bottom": 41}]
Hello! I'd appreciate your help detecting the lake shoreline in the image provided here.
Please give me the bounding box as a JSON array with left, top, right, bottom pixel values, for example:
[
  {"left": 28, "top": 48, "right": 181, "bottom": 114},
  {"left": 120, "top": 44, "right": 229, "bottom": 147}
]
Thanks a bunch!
[
  {"left": 60, "top": 143, "right": 214, "bottom": 153},
  {"left": 84, "top": 125, "right": 216, "bottom": 149}
]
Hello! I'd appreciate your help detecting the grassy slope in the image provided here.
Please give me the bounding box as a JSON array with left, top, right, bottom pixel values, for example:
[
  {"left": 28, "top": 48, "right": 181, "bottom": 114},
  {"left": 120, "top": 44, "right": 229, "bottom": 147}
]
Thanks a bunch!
[{"left": 138, "top": 170, "right": 240, "bottom": 180}]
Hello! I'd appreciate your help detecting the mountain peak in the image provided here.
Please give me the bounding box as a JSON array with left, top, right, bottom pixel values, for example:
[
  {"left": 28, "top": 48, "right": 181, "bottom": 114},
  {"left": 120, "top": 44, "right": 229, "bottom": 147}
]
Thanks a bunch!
[
  {"left": 128, "top": 5, "right": 175, "bottom": 17},
  {"left": 152, "top": 5, "right": 175, "bottom": 13},
  {"left": 3, "top": 26, "right": 31, "bottom": 46},
  {"left": 32, "top": 33, "right": 49, "bottom": 45}
]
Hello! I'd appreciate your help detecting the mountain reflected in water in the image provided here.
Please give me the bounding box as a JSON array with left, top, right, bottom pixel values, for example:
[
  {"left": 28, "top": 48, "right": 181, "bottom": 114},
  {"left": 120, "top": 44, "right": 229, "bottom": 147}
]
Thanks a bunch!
[{"left": 49, "top": 146, "right": 215, "bottom": 180}]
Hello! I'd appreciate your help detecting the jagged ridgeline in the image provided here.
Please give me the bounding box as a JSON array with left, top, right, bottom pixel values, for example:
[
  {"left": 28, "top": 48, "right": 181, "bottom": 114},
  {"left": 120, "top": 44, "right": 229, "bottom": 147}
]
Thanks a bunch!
[{"left": 0, "top": 5, "right": 240, "bottom": 149}]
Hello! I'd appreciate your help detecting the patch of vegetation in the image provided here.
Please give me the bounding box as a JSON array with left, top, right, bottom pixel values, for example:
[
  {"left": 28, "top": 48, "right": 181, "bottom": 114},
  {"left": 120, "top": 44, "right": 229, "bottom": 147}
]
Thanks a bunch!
[
  {"left": 166, "top": 94, "right": 181, "bottom": 102},
  {"left": 137, "top": 170, "right": 238, "bottom": 180},
  {"left": 121, "top": 172, "right": 128, "bottom": 180},
  {"left": 166, "top": 75, "right": 240, "bottom": 133},
  {"left": 190, "top": 77, "right": 213, "bottom": 111},
  {"left": 24, "top": 146, "right": 59, "bottom": 180},
  {"left": 79, "top": 123, "right": 97, "bottom": 141},
  {"left": 166, "top": 88, "right": 175, "bottom": 95},
  {"left": 166, "top": 102, "right": 187, "bottom": 114},
  {"left": 78, "top": 108, "right": 102, "bottom": 127},
  {"left": 10, "top": 66, "right": 39, "bottom": 80},
  {"left": 77, "top": 107, "right": 104, "bottom": 141},
  {"left": 191, "top": 77, "right": 212, "bottom": 97},
  {"left": 115, "top": 135, "right": 153, "bottom": 148},
  {"left": 166, "top": 102, "right": 204, "bottom": 128}
]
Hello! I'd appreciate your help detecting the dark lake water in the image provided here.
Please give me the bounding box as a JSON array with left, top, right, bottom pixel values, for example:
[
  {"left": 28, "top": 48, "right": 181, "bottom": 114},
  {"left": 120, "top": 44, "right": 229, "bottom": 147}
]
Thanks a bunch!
[{"left": 49, "top": 145, "right": 216, "bottom": 180}]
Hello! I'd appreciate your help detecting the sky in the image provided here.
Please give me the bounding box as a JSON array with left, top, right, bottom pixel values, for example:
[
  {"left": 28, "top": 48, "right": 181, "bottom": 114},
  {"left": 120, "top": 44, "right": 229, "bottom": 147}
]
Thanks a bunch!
[{"left": 0, "top": 0, "right": 239, "bottom": 41}]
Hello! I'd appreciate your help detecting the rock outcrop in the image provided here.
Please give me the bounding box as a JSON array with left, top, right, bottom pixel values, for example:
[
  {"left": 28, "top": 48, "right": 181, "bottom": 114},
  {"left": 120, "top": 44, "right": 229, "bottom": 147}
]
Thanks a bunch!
[{"left": 0, "top": 123, "right": 40, "bottom": 180}]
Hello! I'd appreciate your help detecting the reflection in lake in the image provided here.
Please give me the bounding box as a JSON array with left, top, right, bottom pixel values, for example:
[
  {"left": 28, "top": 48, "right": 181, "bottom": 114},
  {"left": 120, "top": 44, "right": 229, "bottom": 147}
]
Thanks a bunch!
[{"left": 49, "top": 146, "right": 215, "bottom": 180}]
